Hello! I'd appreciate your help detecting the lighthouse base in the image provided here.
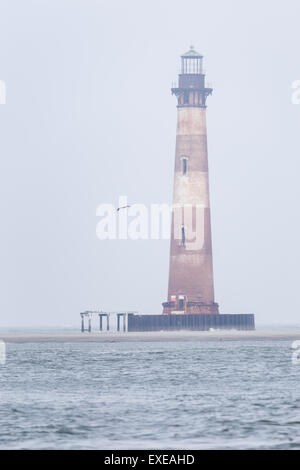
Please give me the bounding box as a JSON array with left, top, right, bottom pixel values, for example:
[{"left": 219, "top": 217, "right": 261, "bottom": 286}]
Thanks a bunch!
[{"left": 162, "top": 301, "right": 219, "bottom": 315}]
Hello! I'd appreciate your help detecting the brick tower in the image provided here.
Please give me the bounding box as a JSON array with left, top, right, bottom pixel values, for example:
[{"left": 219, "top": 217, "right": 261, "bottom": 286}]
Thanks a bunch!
[{"left": 163, "top": 47, "right": 219, "bottom": 315}]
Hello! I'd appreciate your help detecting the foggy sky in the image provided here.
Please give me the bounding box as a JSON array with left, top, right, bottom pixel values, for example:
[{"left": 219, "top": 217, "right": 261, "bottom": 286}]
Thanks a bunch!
[{"left": 0, "top": 0, "right": 299, "bottom": 327}]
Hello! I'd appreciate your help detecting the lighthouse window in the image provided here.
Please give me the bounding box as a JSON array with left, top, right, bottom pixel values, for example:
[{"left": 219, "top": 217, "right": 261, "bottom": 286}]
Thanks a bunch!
[
  {"left": 181, "top": 226, "right": 185, "bottom": 245},
  {"left": 182, "top": 158, "right": 187, "bottom": 175}
]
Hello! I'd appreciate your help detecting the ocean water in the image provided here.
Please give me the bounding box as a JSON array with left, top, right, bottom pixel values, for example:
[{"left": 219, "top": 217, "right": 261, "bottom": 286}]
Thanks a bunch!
[{"left": 0, "top": 339, "right": 300, "bottom": 449}]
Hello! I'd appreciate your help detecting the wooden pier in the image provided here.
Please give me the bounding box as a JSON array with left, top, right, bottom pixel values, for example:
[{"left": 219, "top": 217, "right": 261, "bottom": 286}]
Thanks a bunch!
[{"left": 80, "top": 311, "right": 138, "bottom": 333}]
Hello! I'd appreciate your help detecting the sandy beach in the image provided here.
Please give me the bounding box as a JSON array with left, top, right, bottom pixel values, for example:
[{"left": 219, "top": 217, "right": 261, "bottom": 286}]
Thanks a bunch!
[{"left": 1, "top": 329, "right": 300, "bottom": 343}]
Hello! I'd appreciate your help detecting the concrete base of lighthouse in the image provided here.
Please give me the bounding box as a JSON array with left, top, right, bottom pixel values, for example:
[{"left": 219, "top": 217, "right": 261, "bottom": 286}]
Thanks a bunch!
[{"left": 162, "top": 301, "right": 219, "bottom": 315}]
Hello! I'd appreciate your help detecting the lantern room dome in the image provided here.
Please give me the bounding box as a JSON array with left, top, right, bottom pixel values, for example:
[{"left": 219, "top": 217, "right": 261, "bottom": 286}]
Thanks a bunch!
[{"left": 181, "top": 45, "right": 203, "bottom": 58}]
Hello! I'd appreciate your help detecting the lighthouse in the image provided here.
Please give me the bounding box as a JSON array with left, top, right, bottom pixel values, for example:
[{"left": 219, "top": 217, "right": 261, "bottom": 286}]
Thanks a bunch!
[
  {"left": 81, "top": 47, "right": 255, "bottom": 332},
  {"left": 162, "top": 47, "right": 219, "bottom": 315}
]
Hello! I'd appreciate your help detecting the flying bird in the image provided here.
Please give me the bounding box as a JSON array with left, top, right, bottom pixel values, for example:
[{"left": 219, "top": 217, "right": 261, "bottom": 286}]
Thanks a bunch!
[{"left": 117, "top": 205, "right": 131, "bottom": 211}]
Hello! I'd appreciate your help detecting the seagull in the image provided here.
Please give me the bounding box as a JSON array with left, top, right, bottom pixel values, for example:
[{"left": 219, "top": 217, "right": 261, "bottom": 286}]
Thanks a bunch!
[{"left": 117, "top": 204, "right": 131, "bottom": 211}]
